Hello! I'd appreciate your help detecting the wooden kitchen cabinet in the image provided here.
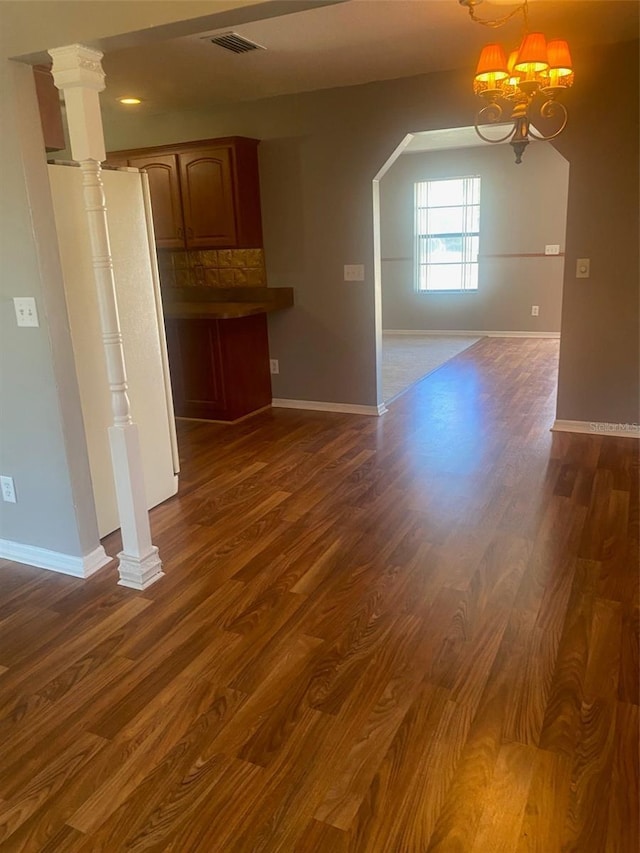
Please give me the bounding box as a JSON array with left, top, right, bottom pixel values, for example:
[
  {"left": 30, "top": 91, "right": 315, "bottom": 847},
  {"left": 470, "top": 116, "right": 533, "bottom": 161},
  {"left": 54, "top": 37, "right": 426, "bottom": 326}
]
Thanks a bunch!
[
  {"left": 179, "top": 147, "right": 237, "bottom": 248},
  {"left": 165, "top": 313, "right": 272, "bottom": 421},
  {"left": 107, "top": 137, "right": 262, "bottom": 250},
  {"left": 33, "top": 66, "right": 65, "bottom": 152},
  {"left": 127, "top": 154, "right": 183, "bottom": 248}
]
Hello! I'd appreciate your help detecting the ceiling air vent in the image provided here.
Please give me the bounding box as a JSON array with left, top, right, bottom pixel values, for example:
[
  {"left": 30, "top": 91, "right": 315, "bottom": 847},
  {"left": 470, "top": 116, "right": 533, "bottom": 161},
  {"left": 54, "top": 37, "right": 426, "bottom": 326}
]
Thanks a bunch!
[{"left": 207, "top": 32, "right": 265, "bottom": 54}]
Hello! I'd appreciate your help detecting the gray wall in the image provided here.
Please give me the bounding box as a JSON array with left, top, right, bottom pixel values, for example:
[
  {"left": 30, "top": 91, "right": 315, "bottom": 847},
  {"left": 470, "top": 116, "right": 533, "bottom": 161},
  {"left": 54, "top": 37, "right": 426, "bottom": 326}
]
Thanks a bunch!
[
  {"left": 0, "top": 60, "right": 99, "bottom": 556},
  {"left": 553, "top": 39, "right": 639, "bottom": 424},
  {"left": 379, "top": 143, "right": 568, "bottom": 333}
]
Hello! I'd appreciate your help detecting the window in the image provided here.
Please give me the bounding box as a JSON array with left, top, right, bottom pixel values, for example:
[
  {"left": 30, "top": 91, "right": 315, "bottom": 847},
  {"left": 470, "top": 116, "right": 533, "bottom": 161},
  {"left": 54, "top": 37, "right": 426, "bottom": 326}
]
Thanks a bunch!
[{"left": 415, "top": 176, "right": 481, "bottom": 292}]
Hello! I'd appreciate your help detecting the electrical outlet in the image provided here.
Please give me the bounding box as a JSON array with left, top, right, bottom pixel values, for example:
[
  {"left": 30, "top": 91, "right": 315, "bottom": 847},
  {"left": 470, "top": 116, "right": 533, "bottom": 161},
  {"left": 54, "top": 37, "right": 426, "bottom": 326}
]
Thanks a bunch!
[
  {"left": 531, "top": 305, "right": 540, "bottom": 317},
  {"left": 344, "top": 264, "right": 365, "bottom": 282},
  {"left": 269, "top": 359, "right": 279, "bottom": 375},
  {"left": 13, "top": 297, "right": 39, "bottom": 327},
  {"left": 576, "top": 258, "right": 590, "bottom": 278},
  {"left": 545, "top": 244, "right": 560, "bottom": 255},
  {"left": 0, "top": 475, "right": 16, "bottom": 503}
]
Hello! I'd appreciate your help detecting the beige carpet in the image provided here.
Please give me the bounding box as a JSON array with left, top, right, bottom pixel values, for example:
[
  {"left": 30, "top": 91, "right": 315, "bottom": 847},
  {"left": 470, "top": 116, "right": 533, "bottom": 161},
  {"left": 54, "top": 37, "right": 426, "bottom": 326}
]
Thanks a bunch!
[{"left": 382, "top": 334, "right": 482, "bottom": 403}]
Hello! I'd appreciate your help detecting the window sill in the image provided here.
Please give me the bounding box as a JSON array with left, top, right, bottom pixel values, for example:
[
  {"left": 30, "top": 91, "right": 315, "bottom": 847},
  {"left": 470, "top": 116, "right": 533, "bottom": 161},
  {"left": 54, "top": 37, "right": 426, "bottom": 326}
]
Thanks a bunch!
[{"left": 415, "top": 290, "right": 479, "bottom": 295}]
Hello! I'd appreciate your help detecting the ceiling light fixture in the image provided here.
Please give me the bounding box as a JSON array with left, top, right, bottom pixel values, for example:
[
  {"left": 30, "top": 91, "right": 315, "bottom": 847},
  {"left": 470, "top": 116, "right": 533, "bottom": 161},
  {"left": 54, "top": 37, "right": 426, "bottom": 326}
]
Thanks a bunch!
[
  {"left": 118, "top": 97, "right": 142, "bottom": 105},
  {"left": 460, "top": 0, "right": 574, "bottom": 163}
]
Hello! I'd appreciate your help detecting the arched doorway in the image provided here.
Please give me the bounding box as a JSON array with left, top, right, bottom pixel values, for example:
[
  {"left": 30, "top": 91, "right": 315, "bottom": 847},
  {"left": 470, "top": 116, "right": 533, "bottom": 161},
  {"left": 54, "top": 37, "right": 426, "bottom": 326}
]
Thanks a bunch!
[{"left": 373, "top": 128, "right": 569, "bottom": 408}]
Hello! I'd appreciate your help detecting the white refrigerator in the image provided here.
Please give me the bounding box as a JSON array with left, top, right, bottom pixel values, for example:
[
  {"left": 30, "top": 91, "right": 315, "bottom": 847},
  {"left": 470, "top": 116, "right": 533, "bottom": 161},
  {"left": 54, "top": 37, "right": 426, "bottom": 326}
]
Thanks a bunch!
[{"left": 48, "top": 163, "right": 179, "bottom": 538}]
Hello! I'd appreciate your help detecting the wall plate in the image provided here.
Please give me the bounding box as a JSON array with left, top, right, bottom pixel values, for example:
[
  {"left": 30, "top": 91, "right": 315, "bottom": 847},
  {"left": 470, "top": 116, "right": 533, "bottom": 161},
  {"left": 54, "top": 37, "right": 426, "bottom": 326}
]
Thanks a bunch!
[
  {"left": 0, "top": 475, "right": 16, "bottom": 503},
  {"left": 13, "top": 297, "right": 39, "bottom": 327},
  {"left": 576, "top": 258, "right": 590, "bottom": 278},
  {"left": 344, "top": 264, "right": 365, "bottom": 282}
]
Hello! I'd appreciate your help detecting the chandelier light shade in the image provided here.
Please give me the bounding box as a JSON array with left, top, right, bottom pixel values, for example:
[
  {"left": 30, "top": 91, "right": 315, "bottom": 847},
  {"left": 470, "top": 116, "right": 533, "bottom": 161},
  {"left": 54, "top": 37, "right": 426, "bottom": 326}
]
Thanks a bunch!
[
  {"left": 474, "top": 43, "right": 509, "bottom": 97},
  {"left": 475, "top": 43, "right": 509, "bottom": 80},
  {"left": 514, "top": 33, "right": 549, "bottom": 73},
  {"left": 546, "top": 39, "right": 573, "bottom": 75},
  {"left": 543, "top": 39, "right": 574, "bottom": 92},
  {"left": 459, "top": 0, "right": 574, "bottom": 164}
]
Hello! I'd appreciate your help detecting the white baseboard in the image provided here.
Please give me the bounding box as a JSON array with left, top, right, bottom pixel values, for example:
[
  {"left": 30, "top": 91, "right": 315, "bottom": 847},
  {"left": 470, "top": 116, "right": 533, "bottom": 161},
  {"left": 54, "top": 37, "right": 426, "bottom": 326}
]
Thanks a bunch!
[
  {"left": 0, "top": 540, "right": 112, "bottom": 578},
  {"left": 552, "top": 419, "right": 640, "bottom": 439},
  {"left": 383, "top": 329, "right": 560, "bottom": 339},
  {"left": 272, "top": 398, "right": 387, "bottom": 417}
]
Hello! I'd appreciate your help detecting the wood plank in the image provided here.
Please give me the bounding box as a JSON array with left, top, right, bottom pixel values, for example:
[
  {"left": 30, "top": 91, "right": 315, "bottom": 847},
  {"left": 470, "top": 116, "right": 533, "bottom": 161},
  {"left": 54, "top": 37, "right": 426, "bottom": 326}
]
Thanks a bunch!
[
  {"left": 516, "top": 748, "right": 572, "bottom": 852},
  {"left": 347, "top": 684, "right": 450, "bottom": 850},
  {"left": 470, "top": 742, "right": 537, "bottom": 852},
  {"left": 0, "top": 596, "right": 151, "bottom": 719},
  {"left": 605, "top": 702, "right": 639, "bottom": 853},
  {"left": 40, "top": 824, "right": 87, "bottom": 852},
  {"left": 427, "top": 609, "right": 537, "bottom": 852},
  {"left": 69, "top": 684, "right": 246, "bottom": 835},
  {"left": 294, "top": 819, "right": 349, "bottom": 852},
  {"left": 312, "top": 649, "right": 432, "bottom": 829},
  {"left": 0, "top": 732, "right": 106, "bottom": 847},
  {"left": 538, "top": 559, "right": 600, "bottom": 758},
  {"left": 560, "top": 597, "right": 622, "bottom": 851}
]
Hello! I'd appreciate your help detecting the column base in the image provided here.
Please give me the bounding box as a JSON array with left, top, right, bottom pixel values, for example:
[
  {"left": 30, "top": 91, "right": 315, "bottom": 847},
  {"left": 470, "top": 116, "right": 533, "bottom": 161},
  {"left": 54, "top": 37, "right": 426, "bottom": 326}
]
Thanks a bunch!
[{"left": 117, "top": 546, "right": 164, "bottom": 590}]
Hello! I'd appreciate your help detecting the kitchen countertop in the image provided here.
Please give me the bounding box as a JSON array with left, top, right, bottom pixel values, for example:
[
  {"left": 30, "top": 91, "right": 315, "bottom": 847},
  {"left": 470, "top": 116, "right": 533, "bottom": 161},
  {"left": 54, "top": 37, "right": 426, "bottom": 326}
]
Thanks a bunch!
[
  {"left": 162, "top": 286, "right": 294, "bottom": 320},
  {"left": 164, "top": 301, "right": 283, "bottom": 320}
]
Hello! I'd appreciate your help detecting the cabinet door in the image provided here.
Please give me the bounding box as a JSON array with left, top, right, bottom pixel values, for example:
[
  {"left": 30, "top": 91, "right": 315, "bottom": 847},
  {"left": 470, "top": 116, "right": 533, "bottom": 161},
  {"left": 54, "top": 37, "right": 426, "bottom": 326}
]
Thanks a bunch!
[
  {"left": 179, "top": 148, "right": 237, "bottom": 248},
  {"left": 218, "top": 314, "right": 272, "bottom": 420},
  {"left": 165, "top": 319, "right": 228, "bottom": 419},
  {"left": 128, "top": 154, "right": 184, "bottom": 249}
]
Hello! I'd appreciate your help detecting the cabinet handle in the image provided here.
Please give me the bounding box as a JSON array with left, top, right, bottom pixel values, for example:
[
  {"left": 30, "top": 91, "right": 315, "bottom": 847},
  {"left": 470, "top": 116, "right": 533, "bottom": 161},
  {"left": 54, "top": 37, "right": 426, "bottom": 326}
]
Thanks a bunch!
[
  {"left": 177, "top": 226, "right": 184, "bottom": 238},
  {"left": 187, "top": 227, "right": 194, "bottom": 239}
]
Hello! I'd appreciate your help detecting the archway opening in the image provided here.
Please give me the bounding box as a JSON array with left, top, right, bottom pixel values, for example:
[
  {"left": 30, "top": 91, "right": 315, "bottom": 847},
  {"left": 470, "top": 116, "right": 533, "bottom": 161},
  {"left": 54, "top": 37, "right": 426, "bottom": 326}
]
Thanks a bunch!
[{"left": 373, "top": 128, "right": 570, "bottom": 407}]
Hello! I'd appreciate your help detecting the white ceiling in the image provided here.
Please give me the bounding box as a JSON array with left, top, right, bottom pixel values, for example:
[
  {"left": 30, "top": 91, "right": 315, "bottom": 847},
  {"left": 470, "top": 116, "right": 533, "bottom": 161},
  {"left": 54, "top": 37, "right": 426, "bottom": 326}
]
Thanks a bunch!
[{"left": 100, "top": 0, "right": 639, "bottom": 118}]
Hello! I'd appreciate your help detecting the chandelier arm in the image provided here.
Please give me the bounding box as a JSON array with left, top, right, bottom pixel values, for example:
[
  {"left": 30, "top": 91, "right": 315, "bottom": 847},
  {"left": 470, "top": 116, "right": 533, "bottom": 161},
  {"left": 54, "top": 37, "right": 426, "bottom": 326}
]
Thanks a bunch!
[
  {"left": 474, "top": 119, "right": 514, "bottom": 142},
  {"left": 528, "top": 100, "right": 568, "bottom": 141},
  {"left": 476, "top": 101, "right": 505, "bottom": 124},
  {"left": 479, "top": 101, "right": 503, "bottom": 121}
]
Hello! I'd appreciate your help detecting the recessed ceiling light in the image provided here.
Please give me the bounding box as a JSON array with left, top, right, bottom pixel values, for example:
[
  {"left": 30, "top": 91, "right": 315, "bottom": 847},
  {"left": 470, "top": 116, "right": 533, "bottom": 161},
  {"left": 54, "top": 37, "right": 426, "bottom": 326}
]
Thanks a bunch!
[{"left": 118, "top": 97, "right": 142, "bottom": 105}]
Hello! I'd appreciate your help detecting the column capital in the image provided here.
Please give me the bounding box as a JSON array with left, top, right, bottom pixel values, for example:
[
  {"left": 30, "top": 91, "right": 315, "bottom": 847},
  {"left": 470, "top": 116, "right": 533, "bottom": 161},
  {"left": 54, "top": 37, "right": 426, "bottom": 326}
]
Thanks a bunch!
[
  {"left": 48, "top": 44, "right": 105, "bottom": 92},
  {"left": 48, "top": 43, "right": 106, "bottom": 162}
]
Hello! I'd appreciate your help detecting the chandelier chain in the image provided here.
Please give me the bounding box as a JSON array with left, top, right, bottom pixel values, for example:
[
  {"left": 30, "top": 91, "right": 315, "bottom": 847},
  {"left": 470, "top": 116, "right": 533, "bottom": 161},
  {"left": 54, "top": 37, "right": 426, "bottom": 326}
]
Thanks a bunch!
[{"left": 466, "top": 0, "right": 529, "bottom": 31}]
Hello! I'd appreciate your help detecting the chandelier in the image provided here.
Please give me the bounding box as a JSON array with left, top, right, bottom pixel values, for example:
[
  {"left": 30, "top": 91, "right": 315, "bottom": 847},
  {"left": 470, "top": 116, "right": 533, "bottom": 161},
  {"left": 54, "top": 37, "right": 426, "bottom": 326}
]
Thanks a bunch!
[{"left": 460, "top": 0, "right": 574, "bottom": 163}]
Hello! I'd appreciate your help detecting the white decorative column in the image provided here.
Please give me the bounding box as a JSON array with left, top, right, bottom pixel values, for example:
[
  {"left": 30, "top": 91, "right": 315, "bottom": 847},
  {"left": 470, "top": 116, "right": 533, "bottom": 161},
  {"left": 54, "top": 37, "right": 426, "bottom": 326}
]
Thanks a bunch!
[{"left": 49, "top": 44, "right": 164, "bottom": 590}]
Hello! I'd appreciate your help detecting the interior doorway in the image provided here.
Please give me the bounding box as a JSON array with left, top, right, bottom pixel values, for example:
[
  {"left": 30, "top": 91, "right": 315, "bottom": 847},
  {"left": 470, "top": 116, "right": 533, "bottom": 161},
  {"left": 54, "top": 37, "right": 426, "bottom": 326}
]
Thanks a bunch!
[{"left": 373, "top": 128, "right": 570, "bottom": 407}]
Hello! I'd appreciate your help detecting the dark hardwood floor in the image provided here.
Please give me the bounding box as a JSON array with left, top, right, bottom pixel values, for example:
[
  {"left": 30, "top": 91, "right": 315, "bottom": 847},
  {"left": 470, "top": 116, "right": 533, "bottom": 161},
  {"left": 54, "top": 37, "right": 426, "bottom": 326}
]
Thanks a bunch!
[{"left": 0, "top": 337, "right": 637, "bottom": 851}]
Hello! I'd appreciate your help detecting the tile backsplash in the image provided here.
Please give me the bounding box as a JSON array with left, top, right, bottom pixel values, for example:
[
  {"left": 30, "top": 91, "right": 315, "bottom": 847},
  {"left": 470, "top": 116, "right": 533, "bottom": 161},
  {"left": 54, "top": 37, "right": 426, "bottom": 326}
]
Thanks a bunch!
[{"left": 157, "top": 248, "right": 266, "bottom": 289}]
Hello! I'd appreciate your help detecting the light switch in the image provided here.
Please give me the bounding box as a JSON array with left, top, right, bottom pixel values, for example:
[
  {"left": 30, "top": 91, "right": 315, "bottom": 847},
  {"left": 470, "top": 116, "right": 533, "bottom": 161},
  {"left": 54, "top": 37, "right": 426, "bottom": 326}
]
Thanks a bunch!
[
  {"left": 13, "top": 297, "right": 39, "bottom": 327},
  {"left": 576, "top": 258, "right": 590, "bottom": 279},
  {"left": 545, "top": 244, "right": 560, "bottom": 255},
  {"left": 344, "top": 264, "right": 365, "bottom": 282}
]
